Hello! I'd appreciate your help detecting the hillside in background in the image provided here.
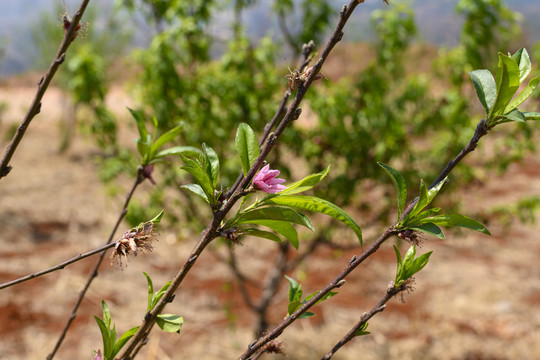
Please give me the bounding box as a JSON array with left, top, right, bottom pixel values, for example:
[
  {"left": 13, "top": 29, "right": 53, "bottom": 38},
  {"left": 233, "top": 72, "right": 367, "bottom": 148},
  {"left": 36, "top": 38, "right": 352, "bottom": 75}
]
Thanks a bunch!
[{"left": 0, "top": 0, "right": 539, "bottom": 77}]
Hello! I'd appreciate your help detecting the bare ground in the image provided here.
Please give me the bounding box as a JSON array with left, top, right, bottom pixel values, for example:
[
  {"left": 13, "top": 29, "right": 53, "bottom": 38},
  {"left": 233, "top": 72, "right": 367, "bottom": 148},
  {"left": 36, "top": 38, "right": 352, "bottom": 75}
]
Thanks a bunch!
[{"left": 1, "top": 81, "right": 540, "bottom": 360}]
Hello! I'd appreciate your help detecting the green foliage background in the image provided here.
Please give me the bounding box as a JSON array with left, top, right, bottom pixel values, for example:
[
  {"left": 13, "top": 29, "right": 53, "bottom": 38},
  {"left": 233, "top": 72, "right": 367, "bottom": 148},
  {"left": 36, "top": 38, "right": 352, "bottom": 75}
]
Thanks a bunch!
[{"left": 32, "top": 0, "right": 540, "bottom": 229}]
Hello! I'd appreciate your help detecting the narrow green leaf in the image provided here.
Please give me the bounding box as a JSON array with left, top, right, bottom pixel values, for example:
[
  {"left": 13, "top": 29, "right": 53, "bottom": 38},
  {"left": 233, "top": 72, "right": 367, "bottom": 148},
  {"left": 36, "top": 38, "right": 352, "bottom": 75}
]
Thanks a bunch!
[
  {"left": 279, "top": 165, "right": 331, "bottom": 195},
  {"left": 423, "top": 214, "right": 491, "bottom": 235},
  {"left": 354, "top": 322, "right": 370, "bottom": 337},
  {"left": 469, "top": 69, "right": 497, "bottom": 112},
  {"left": 411, "top": 251, "right": 433, "bottom": 275},
  {"left": 488, "top": 53, "right": 521, "bottom": 119},
  {"left": 242, "top": 220, "right": 298, "bottom": 249},
  {"left": 236, "top": 206, "right": 314, "bottom": 231},
  {"left": 94, "top": 316, "right": 113, "bottom": 359},
  {"left": 111, "top": 326, "right": 139, "bottom": 358},
  {"left": 393, "top": 245, "right": 404, "bottom": 286},
  {"left": 378, "top": 162, "right": 407, "bottom": 220},
  {"left": 180, "top": 184, "right": 210, "bottom": 203},
  {"left": 128, "top": 107, "right": 148, "bottom": 140},
  {"left": 152, "top": 281, "right": 171, "bottom": 309},
  {"left": 102, "top": 300, "right": 111, "bottom": 328},
  {"left": 136, "top": 135, "right": 151, "bottom": 159},
  {"left": 304, "top": 290, "right": 338, "bottom": 304},
  {"left": 202, "top": 143, "right": 220, "bottom": 188},
  {"left": 410, "top": 223, "right": 445, "bottom": 239},
  {"left": 235, "top": 123, "right": 260, "bottom": 176},
  {"left": 143, "top": 272, "right": 154, "bottom": 312},
  {"left": 505, "top": 77, "right": 540, "bottom": 114},
  {"left": 287, "top": 300, "right": 303, "bottom": 316},
  {"left": 149, "top": 210, "right": 164, "bottom": 224},
  {"left": 261, "top": 195, "right": 362, "bottom": 245},
  {"left": 150, "top": 125, "right": 183, "bottom": 158},
  {"left": 403, "top": 207, "right": 441, "bottom": 226},
  {"left": 503, "top": 109, "right": 527, "bottom": 123},
  {"left": 285, "top": 275, "right": 303, "bottom": 302},
  {"left": 156, "top": 314, "right": 184, "bottom": 333},
  {"left": 409, "top": 180, "right": 429, "bottom": 219},
  {"left": 242, "top": 228, "right": 282, "bottom": 243},
  {"left": 180, "top": 155, "right": 215, "bottom": 204},
  {"left": 154, "top": 146, "right": 201, "bottom": 159},
  {"left": 523, "top": 112, "right": 540, "bottom": 120},
  {"left": 511, "top": 48, "right": 531, "bottom": 83},
  {"left": 298, "top": 311, "right": 316, "bottom": 319}
]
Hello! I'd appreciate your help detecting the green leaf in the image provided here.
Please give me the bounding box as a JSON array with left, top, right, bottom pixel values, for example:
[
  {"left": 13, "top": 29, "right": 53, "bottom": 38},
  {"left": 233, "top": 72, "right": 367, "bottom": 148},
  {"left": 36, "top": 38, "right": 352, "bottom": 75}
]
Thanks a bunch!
[
  {"left": 261, "top": 195, "right": 362, "bottom": 245},
  {"left": 202, "top": 143, "right": 220, "bottom": 189},
  {"left": 488, "top": 53, "right": 521, "bottom": 120},
  {"left": 143, "top": 272, "right": 154, "bottom": 312},
  {"left": 423, "top": 214, "right": 491, "bottom": 235},
  {"left": 242, "top": 228, "right": 282, "bottom": 243},
  {"left": 235, "top": 123, "right": 260, "bottom": 176},
  {"left": 298, "top": 311, "right": 316, "bottom": 319},
  {"left": 403, "top": 207, "right": 441, "bottom": 226},
  {"left": 304, "top": 290, "right": 338, "bottom": 305},
  {"left": 94, "top": 316, "right": 112, "bottom": 359},
  {"left": 378, "top": 162, "right": 407, "bottom": 220},
  {"left": 511, "top": 48, "right": 531, "bottom": 83},
  {"left": 128, "top": 107, "right": 148, "bottom": 140},
  {"left": 503, "top": 109, "right": 526, "bottom": 123},
  {"left": 236, "top": 206, "right": 314, "bottom": 231},
  {"left": 523, "top": 112, "right": 540, "bottom": 120},
  {"left": 505, "top": 77, "right": 540, "bottom": 114},
  {"left": 469, "top": 69, "right": 497, "bottom": 112},
  {"left": 410, "top": 222, "right": 445, "bottom": 239},
  {"left": 287, "top": 300, "right": 303, "bottom": 316},
  {"left": 102, "top": 300, "right": 111, "bottom": 328},
  {"left": 154, "top": 146, "right": 201, "bottom": 159},
  {"left": 285, "top": 275, "right": 303, "bottom": 302},
  {"left": 136, "top": 134, "right": 151, "bottom": 160},
  {"left": 180, "top": 155, "right": 215, "bottom": 204},
  {"left": 354, "top": 322, "right": 370, "bottom": 337},
  {"left": 242, "top": 220, "right": 298, "bottom": 249},
  {"left": 152, "top": 281, "right": 171, "bottom": 309},
  {"left": 279, "top": 165, "right": 331, "bottom": 195},
  {"left": 394, "top": 245, "right": 433, "bottom": 287},
  {"left": 180, "top": 184, "right": 210, "bottom": 203},
  {"left": 150, "top": 125, "right": 183, "bottom": 158},
  {"left": 149, "top": 210, "right": 164, "bottom": 224},
  {"left": 111, "top": 326, "right": 139, "bottom": 358},
  {"left": 156, "top": 314, "right": 184, "bottom": 333}
]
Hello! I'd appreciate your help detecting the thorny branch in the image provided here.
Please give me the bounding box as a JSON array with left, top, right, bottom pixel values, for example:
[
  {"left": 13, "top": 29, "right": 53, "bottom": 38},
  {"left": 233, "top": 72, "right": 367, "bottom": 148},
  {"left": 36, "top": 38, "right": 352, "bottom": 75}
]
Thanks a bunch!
[
  {"left": 0, "top": 0, "right": 91, "bottom": 179},
  {"left": 117, "top": 1, "right": 358, "bottom": 357},
  {"left": 239, "top": 118, "right": 490, "bottom": 359}
]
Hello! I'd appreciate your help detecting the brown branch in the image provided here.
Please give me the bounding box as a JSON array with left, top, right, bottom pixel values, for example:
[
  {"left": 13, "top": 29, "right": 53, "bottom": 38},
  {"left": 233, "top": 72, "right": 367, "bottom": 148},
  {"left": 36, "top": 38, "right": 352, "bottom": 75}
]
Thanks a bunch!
[
  {"left": 118, "top": 2, "right": 364, "bottom": 357},
  {"left": 0, "top": 0, "right": 91, "bottom": 179},
  {"left": 320, "top": 282, "right": 405, "bottom": 360},
  {"left": 0, "top": 241, "right": 116, "bottom": 290},
  {"left": 239, "top": 116, "right": 491, "bottom": 359},
  {"left": 47, "top": 168, "right": 145, "bottom": 359}
]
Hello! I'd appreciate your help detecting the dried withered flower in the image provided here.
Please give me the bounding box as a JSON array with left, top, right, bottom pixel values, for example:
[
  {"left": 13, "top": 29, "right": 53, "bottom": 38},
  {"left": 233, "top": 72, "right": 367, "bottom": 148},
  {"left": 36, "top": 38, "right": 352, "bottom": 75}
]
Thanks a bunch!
[
  {"left": 111, "top": 221, "right": 157, "bottom": 266},
  {"left": 261, "top": 340, "right": 285, "bottom": 356},
  {"left": 285, "top": 64, "right": 326, "bottom": 91}
]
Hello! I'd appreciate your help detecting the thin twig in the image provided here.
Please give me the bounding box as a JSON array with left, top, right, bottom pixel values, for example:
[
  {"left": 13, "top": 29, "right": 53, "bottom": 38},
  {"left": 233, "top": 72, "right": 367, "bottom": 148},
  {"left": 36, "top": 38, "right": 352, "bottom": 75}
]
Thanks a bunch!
[
  {"left": 239, "top": 117, "right": 490, "bottom": 359},
  {"left": 0, "top": 0, "right": 91, "bottom": 179},
  {"left": 118, "top": 2, "right": 363, "bottom": 356},
  {"left": 0, "top": 242, "right": 116, "bottom": 290},
  {"left": 47, "top": 168, "right": 145, "bottom": 360},
  {"left": 320, "top": 282, "right": 405, "bottom": 360}
]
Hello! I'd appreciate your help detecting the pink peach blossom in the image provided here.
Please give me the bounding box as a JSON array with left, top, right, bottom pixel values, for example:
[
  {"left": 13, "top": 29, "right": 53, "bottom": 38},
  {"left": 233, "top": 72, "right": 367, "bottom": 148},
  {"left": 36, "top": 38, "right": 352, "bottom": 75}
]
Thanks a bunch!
[{"left": 253, "top": 164, "right": 286, "bottom": 194}]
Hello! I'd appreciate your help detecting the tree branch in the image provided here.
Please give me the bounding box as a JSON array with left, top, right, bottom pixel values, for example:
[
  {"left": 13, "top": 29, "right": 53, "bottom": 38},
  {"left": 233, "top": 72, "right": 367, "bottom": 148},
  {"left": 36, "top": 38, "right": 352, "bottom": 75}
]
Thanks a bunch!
[
  {"left": 239, "top": 117, "right": 491, "bottom": 358},
  {"left": 0, "top": 0, "right": 91, "bottom": 179},
  {"left": 47, "top": 168, "right": 145, "bottom": 359}
]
